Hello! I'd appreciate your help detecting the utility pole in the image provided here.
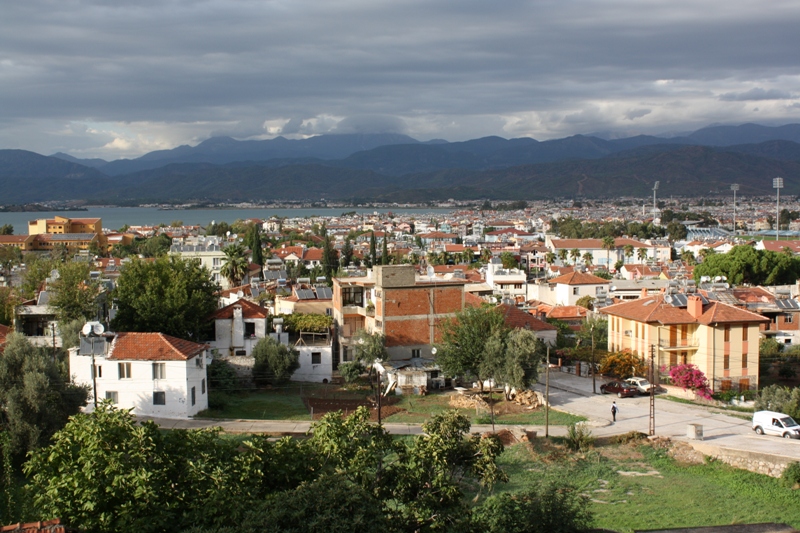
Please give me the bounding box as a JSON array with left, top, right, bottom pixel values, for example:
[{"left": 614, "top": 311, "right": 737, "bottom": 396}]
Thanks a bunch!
[
  {"left": 774, "top": 177, "right": 783, "bottom": 242},
  {"left": 591, "top": 325, "right": 596, "bottom": 394},
  {"left": 545, "top": 346, "right": 550, "bottom": 438},
  {"left": 649, "top": 344, "right": 656, "bottom": 436}
]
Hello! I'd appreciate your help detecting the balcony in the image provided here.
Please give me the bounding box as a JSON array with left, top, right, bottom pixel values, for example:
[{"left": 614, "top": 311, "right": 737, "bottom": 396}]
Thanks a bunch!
[{"left": 659, "top": 338, "right": 700, "bottom": 351}]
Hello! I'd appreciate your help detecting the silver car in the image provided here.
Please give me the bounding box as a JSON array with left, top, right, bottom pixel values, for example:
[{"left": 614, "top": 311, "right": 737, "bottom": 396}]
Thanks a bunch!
[{"left": 625, "top": 377, "right": 653, "bottom": 395}]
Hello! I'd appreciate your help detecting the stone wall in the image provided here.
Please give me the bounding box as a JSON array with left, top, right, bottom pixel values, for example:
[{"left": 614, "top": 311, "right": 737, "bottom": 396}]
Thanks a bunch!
[{"left": 689, "top": 441, "right": 794, "bottom": 478}]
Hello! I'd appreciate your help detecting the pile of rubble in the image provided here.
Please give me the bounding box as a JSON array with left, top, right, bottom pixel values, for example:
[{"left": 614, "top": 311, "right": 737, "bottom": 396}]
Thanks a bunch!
[
  {"left": 511, "top": 389, "right": 544, "bottom": 408},
  {"left": 449, "top": 393, "right": 490, "bottom": 412}
]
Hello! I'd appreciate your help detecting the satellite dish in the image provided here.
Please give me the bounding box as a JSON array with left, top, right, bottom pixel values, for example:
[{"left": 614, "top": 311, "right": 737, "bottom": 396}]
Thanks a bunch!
[
  {"left": 431, "top": 346, "right": 438, "bottom": 355},
  {"left": 237, "top": 290, "right": 244, "bottom": 298},
  {"left": 82, "top": 323, "right": 93, "bottom": 336},
  {"left": 50, "top": 269, "right": 60, "bottom": 280},
  {"left": 426, "top": 266, "right": 434, "bottom": 278},
  {"left": 82, "top": 321, "right": 105, "bottom": 336},
  {"left": 92, "top": 323, "right": 105, "bottom": 335}
]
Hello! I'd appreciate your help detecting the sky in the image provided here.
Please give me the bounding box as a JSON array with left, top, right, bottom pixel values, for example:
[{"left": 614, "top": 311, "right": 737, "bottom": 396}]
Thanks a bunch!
[{"left": 3, "top": 0, "right": 800, "bottom": 160}]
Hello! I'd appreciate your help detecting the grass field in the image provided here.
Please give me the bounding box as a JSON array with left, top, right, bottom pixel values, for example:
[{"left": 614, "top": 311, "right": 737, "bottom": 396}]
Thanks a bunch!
[
  {"left": 495, "top": 438, "right": 800, "bottom": 532},
  {"left": 197, "top": 386, "right": 586, "bottom": 426}
]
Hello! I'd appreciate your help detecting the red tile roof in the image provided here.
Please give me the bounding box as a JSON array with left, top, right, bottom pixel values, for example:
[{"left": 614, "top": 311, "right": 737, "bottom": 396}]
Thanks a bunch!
[
  {"left": 547, "top": 305, "right": 589, "bottom": 320},
  {"left": 108, "top": 332, "right": 208, "bottom": 361},
  {"left": 497, "top": 304, "right": 556, "bottom": 331},
  {"left": 600, "top": 294, "right": 769, "bottom": 325},
  {"left": 549, "top": 271, "right": 610, "bottom": 285},
  {"left": 1, "top": 519, "right": 73, "bottom": 532},
  {"left": 210, "top": 299, "right": 269, "bottom": 320}
]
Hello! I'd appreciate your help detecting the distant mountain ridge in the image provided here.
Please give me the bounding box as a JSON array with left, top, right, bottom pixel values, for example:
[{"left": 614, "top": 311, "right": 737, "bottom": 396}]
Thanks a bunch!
[{"left": 2, "top": 123, "right": 796, "bottom": 203}]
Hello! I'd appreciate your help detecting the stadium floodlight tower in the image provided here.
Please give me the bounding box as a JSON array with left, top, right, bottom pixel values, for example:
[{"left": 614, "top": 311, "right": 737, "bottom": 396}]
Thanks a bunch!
[
  {"left": 774, "top": 177, "right": 784, "bottom": 242},
  {"left": 730, "top": 184, "right": 739, "bottom": 235},
  {"left": 652, "top": 181, "right": 660, "bottom": 219}
]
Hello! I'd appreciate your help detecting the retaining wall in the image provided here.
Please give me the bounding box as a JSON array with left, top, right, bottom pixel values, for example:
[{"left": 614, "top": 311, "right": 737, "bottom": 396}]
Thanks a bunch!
[{"left": 689, "top": 441, "right": 794, "bottom": 478}]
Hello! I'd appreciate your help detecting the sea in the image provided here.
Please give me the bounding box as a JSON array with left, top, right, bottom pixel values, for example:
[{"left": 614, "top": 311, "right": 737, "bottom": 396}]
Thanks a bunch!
[{"left": 0, "top": 206, "right": 455, "bottom": 235}]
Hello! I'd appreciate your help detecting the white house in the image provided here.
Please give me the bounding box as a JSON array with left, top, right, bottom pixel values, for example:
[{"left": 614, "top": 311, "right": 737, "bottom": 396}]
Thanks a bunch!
[
  {"left": 533, "top": 270, "right": 610, "bottom": 307},
  {"left": 70, "top": 331, "right": 210, "bottom": 418},
  {"left": 210, "top": 299, "right": 269, "bottom": 357},
  {"left": 484, "top": 258, "right": 527, "bottom": 300}
]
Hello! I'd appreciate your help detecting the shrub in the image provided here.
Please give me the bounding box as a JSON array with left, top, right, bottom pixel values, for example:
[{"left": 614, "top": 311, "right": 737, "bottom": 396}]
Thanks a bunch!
[
  {"left": 338, "top": 361, "right": 365, "bottom": 384},
  {"left": 207, "top": 358, "right": 239, "bottom": 392},
  {"left": 668, "top": 364, "right": 712, "bottom": 400},
  {"left": 782, "top": 461, "right": 800, "bottom": 488},
  {"left": 612, "top": 431, "right": 648, "bottom": 445},
  {"left": 599, "top": 350, "right": 646, "bottom": 378},
  {"left": 252, "top": 337, "right": 300, "bottom": 386},
  {"left": 564, "top": 423, "right": 594, "bottom": 452},
  {"left": 473, "top": 482, "right": 593, "bottom": 533},
  {"left": 755, "top": 385, "right": 800, "bottom": 419}
]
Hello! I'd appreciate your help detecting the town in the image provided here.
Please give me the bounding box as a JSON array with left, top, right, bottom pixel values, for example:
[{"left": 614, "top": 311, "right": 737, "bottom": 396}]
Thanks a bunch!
[{"left": 3, "top": 193, "right": 800, "bottom": 532}]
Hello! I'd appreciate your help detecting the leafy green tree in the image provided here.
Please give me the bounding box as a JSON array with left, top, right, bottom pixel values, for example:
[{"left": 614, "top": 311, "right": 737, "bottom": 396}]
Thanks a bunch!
[
  {"left": 340, "top": 239, "right": 354, "bottom": 268},
  {"left": 575, "top": 294, "right": 595, "bottom": 310},
  {"left": 0, "top": 224, "right": 13, "bottom": 235},
  {"left": 322, "top": 231, "right": 338, "bottom": 281},
  {"left": 20, "top": 255, "right": 59, "bottom": 299},
  {"left": 139, "top": 233, "right": 172, "bottom": 257},
  {"left": 495, "top": 329, "right": 545, "bottom": 400},
  {"left": 0, "top": 287, "right": 18, "bottom": 326},
  {"left": 353, "top": 330, "right": 388, "bottom": 365},
  {"left": 500, "top": 251, "right": 518, "bottom": 269},
  {"left": 252, "top": 337, "right": 300, "bottom": 386},
  {"left": 557, "top": 249, "right": 568, "bottom": 265},
  {"left": 111, "top": 255, "right": 218, "bottom": 341},
  {"left": 49, "top": 261, "right": 100, "bottom": 323},
  {"left": 338, "top": 361, "right": 365, "bottom": 383},
  {"left": 221, "top": 242, "right": 249, "bottom": 287},
  {"left": 0, "top": 246, "right": 22, "bottom": 276},
  {"left": 0, "top": 333, "right": 88, "bottom": 459},
  {"left": 755, "top": 385, "right": 800, "bottom": 420}
]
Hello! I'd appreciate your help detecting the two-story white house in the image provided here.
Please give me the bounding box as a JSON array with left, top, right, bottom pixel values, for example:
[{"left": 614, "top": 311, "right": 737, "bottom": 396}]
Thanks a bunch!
[
  {"left": 210, "top": 299, "right": 269, "bottom": 357},
  {"left": 70, "top": 331, "right": 210, "bottom": 418}
]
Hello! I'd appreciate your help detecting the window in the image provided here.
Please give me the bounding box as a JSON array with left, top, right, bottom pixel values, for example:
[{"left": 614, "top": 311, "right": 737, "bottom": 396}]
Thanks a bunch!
[
  {"left": 786, "top": 314, "right": 794, "bottom": 324},
  {"left": 742, "top": 352, "right": 748, "bottom": 368},
  {"left": 201, "top": 379, "right": 206, "bottom": 394},
  {"left": 118, "top": 362, "right": 131, "bottom": 379},
  {"left": 93, "top": 365, "right": 102, "bottom": 378},
  {"left": 152, "top": 363, "right": 166, "bottom": 380},
  {"left": 739, "top": 378, "right": 750, "bottom": 392},
  {"left": 196, "top": 355, "right": 204, "bottom": 368},
  {"left": 245, "top": 322, "right": 256, "bottom": 337},
  {"left": 212, "top": 257, "right": 221, "bottom": 267},
  {"left": 724, "top": 325, "right": 730, "bottom": 342},
  {"left": 342, "top": 287, "right": 364, "bottom": 306},
  {"left": 572, "top": 287, "right": 580, "bottom": 295},
  {"left": 720, "top": 379, "right": 731, "bottom": 391},
  {"left": 311, "top": 352, "right": 322, "bottom": 365},
  {"left": 153, "top": 391, "right": 166, "bottom": 405},
  {"left": 191, "top": 387, "right": 196, "bottom": 406},
  {"left": 411, "top": 349, "right": 421, "bottom": 358},
  {"left": 742, "top": 326, "right": 748, "bottom": 341},
  {"left": 723, "top": 354, "right": 730, "bottom": 370},
  {"left": 105, "top": 391, "right": 118, "bottom": 404}
]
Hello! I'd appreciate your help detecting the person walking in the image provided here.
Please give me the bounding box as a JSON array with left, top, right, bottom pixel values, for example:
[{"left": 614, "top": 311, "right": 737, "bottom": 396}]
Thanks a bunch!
[{"left": 611, "top": 401, "right": 618, "bottom": 423}]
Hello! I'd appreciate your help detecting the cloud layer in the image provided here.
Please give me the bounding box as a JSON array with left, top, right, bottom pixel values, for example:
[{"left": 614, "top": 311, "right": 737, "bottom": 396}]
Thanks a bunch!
[{"left": 2, "top": 0, "right": 800, "bottom": 159}]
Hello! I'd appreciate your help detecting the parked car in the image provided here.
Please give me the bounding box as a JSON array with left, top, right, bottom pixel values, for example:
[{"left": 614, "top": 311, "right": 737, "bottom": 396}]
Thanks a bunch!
[
  {"left": 600, "top": 381, "right": 638, "bottom": 398},
  {"left": 625, "top": 376, "right": 653, "bottom": 395},
  {"left": 752, "top": 410, "right": 800, "bottom": 439}
]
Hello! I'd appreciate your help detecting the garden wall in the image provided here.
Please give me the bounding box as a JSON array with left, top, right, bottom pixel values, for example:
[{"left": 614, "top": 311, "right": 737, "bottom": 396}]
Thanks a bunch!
[{"left": 690, "top": 441, "right": 794, "bottom": 478}]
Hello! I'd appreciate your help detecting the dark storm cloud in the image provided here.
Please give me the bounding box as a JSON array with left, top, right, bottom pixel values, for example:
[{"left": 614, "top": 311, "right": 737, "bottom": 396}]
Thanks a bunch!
[{"left": 2, "top": 0, "right": 800, "bottom": 157}]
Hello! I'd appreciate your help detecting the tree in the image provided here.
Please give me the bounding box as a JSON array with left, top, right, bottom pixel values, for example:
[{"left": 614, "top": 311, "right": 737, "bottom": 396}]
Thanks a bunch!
[
  {"left": 0, "top": 224, "right": 13, "bottom": 235},
  {"left": 20, "top": 255, "right": 58, "bottom": 299},
  {"left": 575, "top": 295, "right": 595, "bottom": 310},
  {"left": 322, "top": 231, "right": 338, "bottom": 281},
  {"left": 495, "top": 329, "right": 545, "bottom": 400},
  {"left": 340, "top": 239, "right": 354, "bottom": 268},
  {"left": 49, "top": 261, "right": 101, "bottom": 324},
  {"left": 381, "top": 236, "right": 388, "bottom": 265},
  {"left": 353, "top": 330, "right": 388, "bottom": 365},
  {"left": 0, "top": 287, "right": 18, "bottom": 326},
  {"left": 500, "top": 251, "right": 518, "bottom": 269},
  {"left": 637, "top": 247, "right": 649, "bottom": 262},
  {"left": 755, "top": 385, "right": 800, "bottom": 420},
  {"left": 601, "top": 236, "right": 615, "bottom": 268},
  {"left": 581, "top": 251, "right": 593, "bottom": 267},
  {"left": 544, "top": 251, "right": 556, "bottom": 274},
  {"left": 0, "top": 246, "right": 21, "bottom": 276},
  {"left": 0, "top": 333, "right": 88, "bottom": 460},
  {"left": 247, "top": 225, "right": 264, "bottom": 278},
  {"left": 369, "top": 231, "right": 377, "bottom": 266},
  {"left": 252, "top": 337, "right": 300, "bottom": 386},
  {"left": 557, "top": 249, "right": 568, "bottom": 265},
  {"left": 599, "top": 350, "right": 645, "bottom": 378},
  {"left": 569, "top": 248, "right": 581, "bottom": 265},
  {"left": 669, "top": 364, "right": 712, "bottom": 399},
  {"left": 623, "top": 244, "right": 634, "bottom": 264},
  {"left": 221, "top": 242, "right": 249, "bottom": 287},
  {"left": 111, "top": 255, "right": 219, "bottom": 341},
  {"left": 435, "top": 307, "right": 510, "bottom": 391}
]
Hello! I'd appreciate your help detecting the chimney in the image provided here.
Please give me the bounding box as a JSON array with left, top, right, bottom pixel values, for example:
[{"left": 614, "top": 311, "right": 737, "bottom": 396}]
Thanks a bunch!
[
  {"left": 687, "top": 295, "right": 703, "bottom": 319},
  {"left": 641, "top": 288, "right": 648, "bottom": 298}
]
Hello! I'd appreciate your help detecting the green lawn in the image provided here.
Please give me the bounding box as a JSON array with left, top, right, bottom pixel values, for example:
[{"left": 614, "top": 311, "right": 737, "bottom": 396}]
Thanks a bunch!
[
  {"left": 197, "top": 390, "right": 311, "bottom": 420},
  {"left": 495, "top": 438, "right": 800, "bottom": 532}
]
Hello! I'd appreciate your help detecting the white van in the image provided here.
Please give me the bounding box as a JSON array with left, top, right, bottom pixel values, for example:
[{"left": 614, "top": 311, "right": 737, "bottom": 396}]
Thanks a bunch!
[{"left": 752, "top": 410, "right": 800, "bottom": 439}]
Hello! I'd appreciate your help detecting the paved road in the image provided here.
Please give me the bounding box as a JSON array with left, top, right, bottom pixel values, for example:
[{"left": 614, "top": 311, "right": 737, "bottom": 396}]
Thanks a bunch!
[
  {"left": 534, "top": 370, "right": 800, "bottom": 461},
  {"left": 140, "top": 372, "right": 800, "bottom": 462}
]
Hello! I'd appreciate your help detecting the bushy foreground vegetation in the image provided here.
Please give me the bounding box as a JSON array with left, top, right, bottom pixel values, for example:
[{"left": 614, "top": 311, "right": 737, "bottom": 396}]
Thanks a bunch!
[{"left": 5, "top": 404, "right": 591, "bottom": 533}]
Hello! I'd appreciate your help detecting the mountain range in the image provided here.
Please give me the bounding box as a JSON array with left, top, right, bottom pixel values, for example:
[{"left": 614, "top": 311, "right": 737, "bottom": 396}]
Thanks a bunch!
[{"left": 2, "top": 123, "right": 800, "bottom": 204}]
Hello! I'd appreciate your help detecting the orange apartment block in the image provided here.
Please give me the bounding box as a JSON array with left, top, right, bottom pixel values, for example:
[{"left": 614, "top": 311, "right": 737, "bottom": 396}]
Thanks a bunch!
[
  {"left": 332, "top": 265, "right": 467, "bottom": 364},
  {"left": 25, "top": 216, "right": 107, "bottom": 252}
]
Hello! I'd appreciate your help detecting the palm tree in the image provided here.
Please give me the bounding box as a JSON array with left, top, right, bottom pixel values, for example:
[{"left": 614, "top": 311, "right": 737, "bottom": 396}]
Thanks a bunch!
[
  {"left": 623, "top": 244, "right": 634, "bottom": 264},
  {"left": 602, "top": 236, "right": 616, "bottom": 268},
  {"left": 544, "top": 251, "right": 556, "bottom": 276},
  {"left": 569, "top": 248, "right": 581, "bottom": 266},
  {"left": 221, "top": 242, "right": 249, "bottom": 287},
  {"left": 557, "top": 249, "right": 568, "bottom": 265},
  {"left": 637, "top": 247, "right": 649, "bottom": 263},
  {"left": 582, "top": 252, "right": 594, "bottom": 267}
]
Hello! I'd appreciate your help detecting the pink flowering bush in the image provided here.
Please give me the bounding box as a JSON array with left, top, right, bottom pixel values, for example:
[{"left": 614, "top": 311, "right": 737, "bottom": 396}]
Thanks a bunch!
[{"left": 668, "top": 364, "right": 712, "bottom": 399}]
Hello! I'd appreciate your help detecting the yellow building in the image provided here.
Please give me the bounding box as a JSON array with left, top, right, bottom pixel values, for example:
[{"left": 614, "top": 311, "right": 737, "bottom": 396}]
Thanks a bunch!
[
  {"left": 600, "top": 293, "right": 768, "bottom": 392},
  {"left": 26, "top": 216, "right": 107, "bottom": 252}
]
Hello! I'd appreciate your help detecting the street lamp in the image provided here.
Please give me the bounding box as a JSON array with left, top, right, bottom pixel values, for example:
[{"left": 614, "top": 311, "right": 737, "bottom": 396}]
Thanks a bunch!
[
  {"left": 730, "top": 184, "right": 739, "bottom": 235},
  {"left": 774, "top": 177, "right": 784, "bottom": 242},
  {"left": 590, "top": 324, "right": 596, "bottom": 394}
]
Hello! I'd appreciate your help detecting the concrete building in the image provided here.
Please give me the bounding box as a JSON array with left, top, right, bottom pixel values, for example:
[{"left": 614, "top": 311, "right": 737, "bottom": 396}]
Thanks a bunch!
[{"left": 70, "top": 331, "right": 209, "bottom": 418}]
